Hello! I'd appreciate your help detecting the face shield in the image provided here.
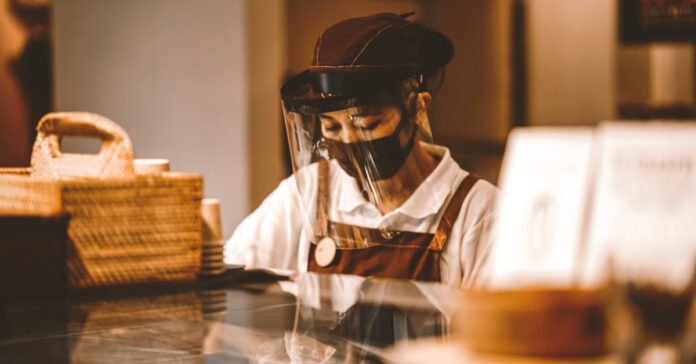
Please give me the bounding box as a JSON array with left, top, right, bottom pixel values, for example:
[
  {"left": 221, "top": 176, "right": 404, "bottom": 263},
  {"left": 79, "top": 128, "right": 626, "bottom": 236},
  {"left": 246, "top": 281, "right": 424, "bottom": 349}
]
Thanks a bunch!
[{"left": 281, "top": 71, "right": 435, "bottom": 250}]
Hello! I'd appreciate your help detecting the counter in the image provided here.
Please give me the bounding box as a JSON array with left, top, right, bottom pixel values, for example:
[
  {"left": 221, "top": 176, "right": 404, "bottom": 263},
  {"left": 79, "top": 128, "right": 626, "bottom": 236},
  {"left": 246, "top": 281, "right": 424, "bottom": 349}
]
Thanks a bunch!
[{"left": 0, "top": 269, "right": 678, "bottom": 363}]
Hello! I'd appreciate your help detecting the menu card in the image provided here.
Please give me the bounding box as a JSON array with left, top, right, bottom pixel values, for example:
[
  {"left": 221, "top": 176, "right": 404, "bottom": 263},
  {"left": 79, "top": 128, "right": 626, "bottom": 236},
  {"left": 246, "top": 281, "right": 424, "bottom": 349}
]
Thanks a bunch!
[
  {"left": 582, "top": 121, "right": 696, "bottom": 292},
  {"left": 487, "top": 127, "right": 596, "bottom": 289}
]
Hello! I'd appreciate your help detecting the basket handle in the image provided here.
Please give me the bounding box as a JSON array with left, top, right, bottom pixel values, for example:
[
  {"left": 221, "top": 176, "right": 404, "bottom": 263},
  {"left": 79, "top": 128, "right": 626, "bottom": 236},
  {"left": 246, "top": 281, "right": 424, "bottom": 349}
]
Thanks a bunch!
[{"left": 31, "top": 112, "right": 136, "bottom": 179}]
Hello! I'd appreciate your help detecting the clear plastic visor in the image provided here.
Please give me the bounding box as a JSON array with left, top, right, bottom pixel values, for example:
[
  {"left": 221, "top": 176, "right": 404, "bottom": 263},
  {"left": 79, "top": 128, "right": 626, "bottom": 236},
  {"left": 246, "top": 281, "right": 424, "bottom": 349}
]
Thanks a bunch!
[{"left": 282, "top": 77, "right": 438, "bottom": 250}]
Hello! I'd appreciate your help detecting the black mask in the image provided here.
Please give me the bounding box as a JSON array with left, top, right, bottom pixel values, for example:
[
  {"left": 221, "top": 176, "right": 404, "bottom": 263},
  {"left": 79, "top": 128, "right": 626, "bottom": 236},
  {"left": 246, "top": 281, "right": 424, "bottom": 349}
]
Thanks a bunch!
[{"left": 322, "top": 120, "right": 417, "bottom": 181}]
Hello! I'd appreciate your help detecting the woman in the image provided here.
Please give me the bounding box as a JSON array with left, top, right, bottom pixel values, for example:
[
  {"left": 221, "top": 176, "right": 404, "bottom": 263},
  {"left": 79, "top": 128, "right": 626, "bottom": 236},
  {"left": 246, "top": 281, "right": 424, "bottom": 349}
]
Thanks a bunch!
[{"left": 225, "top": 12, "right": 497, "bottom": 288}]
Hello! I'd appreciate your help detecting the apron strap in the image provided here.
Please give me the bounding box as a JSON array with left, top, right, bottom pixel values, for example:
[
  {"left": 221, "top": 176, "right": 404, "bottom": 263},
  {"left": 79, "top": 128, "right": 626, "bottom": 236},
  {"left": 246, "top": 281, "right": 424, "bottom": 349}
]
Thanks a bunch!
[
  {"left": 428, "top": 173, "right": 480, "bottom": 251},
  {"left": 314, "top": 160, "right": 330, "bottom": 241}
]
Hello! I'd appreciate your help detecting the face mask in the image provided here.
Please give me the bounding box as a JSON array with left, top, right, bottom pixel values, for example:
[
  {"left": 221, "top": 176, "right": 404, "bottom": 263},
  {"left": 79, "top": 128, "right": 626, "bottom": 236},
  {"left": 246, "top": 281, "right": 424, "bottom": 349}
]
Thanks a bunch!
[{"left": 323, "top": 119, "right": 417, "bottom": 181}]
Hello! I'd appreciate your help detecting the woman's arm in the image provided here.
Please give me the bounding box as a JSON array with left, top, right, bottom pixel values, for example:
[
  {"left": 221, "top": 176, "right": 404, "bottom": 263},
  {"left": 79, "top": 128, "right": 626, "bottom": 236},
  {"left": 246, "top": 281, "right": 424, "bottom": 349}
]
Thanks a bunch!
[
  {"left": 459, "top": 180, "right": 499, "bottom": 289},
  {"left": 224, "top": 173, "right": 311, "bottom": 272}
]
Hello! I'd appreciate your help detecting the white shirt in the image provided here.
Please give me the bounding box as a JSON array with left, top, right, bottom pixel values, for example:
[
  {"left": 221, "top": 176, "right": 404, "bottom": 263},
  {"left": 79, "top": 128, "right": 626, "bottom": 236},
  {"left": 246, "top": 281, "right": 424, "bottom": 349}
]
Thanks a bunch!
[{"left": 224, "top": 143, "right": 498, "bottom": 288}]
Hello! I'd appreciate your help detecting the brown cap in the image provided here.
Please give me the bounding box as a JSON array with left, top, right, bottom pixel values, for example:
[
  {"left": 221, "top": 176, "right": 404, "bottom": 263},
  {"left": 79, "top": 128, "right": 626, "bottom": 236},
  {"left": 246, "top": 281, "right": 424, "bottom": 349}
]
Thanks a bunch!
[
  {"left": 281, "top": 13, "right": 452, "bottom": 110},
  {"left": 310, "top": 12, "right": 453, "bottom": 77}
]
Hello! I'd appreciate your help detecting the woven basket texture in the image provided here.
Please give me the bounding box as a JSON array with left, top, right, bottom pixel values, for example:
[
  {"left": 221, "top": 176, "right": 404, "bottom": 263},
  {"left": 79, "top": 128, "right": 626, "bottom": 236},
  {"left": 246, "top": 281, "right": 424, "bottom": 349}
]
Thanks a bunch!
[{"left": 0, "top": 112, "right": 203, "bottom": 288}]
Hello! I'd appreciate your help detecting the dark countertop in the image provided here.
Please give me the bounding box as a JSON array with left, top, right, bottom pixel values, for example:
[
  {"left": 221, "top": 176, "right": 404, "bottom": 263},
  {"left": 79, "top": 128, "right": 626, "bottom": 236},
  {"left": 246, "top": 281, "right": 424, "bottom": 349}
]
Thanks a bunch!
[
  {"left": 0, "top": 269, "right": 451, "bottom": 363},
  {"left": 0, "top": 269, "right": 295, "bottom": 363}
]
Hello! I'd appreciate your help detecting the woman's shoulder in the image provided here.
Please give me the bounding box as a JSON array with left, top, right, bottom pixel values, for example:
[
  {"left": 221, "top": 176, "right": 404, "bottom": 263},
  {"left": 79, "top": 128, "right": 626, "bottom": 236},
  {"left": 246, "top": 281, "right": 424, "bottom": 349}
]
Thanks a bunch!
[
  {"left": 470, "top": 174, "right": 498, "bottom": 200},
  {"left": 460, "top": 171, "right": 498, "bottom": 219}
]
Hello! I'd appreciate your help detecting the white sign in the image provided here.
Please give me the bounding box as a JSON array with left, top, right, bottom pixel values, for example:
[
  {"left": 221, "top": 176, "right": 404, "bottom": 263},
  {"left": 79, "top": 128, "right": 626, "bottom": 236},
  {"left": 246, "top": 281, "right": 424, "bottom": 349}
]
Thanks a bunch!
[
  {"left": 488, "top": 127, "right": 596, "bottom": 289},
  {"left": 583, "top": 121, "right": 696, "bottom": 292}
]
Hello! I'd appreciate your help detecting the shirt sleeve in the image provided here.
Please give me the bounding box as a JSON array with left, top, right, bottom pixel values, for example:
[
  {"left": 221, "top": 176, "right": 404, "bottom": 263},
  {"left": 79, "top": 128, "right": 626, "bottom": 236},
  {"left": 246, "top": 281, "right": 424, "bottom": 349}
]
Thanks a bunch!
[
  {"left": 459, "top": 180, "right": 499, "bottom": 289},
  {"left": 224, "top": 175, "right": 307, "bottom": 272}
]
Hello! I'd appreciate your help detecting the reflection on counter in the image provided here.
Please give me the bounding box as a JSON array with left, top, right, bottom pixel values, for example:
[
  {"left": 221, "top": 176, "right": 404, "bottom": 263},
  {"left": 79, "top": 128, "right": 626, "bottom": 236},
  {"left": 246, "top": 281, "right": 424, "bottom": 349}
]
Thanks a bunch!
[
  {"left": 0, "top": 272, "right": 296, "bottom": 363},
  {"left": 69, "top": 292, "right": 208, "bottom": 363},
  {"left": 1, "top": 270, "right": 696, "bottom": 363}
]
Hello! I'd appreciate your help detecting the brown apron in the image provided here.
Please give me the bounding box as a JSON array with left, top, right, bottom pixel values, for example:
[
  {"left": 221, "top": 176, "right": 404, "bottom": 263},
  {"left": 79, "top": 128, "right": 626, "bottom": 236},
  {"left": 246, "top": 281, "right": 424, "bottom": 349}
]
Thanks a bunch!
[{"left": 308, "top": 161, "right": 479, "bottom": 282}]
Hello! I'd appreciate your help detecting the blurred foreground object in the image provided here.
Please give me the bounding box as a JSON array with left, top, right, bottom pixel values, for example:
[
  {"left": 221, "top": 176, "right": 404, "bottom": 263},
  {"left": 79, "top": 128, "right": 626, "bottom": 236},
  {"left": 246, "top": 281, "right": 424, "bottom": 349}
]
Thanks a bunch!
[
  {"left": 478, "top": 121, "right": 696, "bottom": 359},
  {"left": 584, "top": 121, "right": 696, "bottom": 363},
  {"left": 488, "top": 127, "right": 596, "bottom": 289},
  {"left": 0, "top": 0, "right": 52, "bottom": 166},
  {"left": 0, "top": 112, "right": 203, "bottom": 290},
  {"left": 454, "top": 288, "right": 609, "bottom": 357},
  {"left": 489, "top": 121, "right": 696, "bottom": 291},
  {"left": 0, "top": 0, "right": 31, "bottom": 166},
  {"left": 584, "top": 122, "right": 696, "bottom": 292},
  {"left": 474, "top": 127, "right": 611, "bottom": 356}
]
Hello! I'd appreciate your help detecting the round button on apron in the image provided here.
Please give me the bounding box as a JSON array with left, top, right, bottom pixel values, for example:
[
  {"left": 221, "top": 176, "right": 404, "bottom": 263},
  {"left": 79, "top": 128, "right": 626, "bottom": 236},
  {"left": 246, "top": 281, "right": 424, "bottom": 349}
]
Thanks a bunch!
[{"left": 315, "top": 237, "right": 337, "bottom": 267}]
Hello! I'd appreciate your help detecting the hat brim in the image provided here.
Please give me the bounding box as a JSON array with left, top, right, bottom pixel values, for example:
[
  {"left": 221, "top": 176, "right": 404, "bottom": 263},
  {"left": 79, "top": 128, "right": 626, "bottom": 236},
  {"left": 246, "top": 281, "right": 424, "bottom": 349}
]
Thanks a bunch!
[{"left": 281, "top": 70, "right": 414, "bottom": 114}]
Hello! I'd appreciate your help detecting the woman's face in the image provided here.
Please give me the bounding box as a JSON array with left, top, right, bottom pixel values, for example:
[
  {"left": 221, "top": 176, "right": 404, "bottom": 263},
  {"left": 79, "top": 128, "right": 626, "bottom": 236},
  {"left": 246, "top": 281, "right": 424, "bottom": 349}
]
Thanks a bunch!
[{"left": 318, "top": 105, "right": 402, "bottom": 143}]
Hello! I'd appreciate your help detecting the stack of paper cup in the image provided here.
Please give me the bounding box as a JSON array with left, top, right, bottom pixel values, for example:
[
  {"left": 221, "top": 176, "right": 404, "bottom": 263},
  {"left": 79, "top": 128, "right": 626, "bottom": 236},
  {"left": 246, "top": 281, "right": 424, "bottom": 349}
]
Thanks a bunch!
[
  {"left": 200, "top": 198, "right": 225, "bottom": 275},
  {"left": 133, "top": 158, "right": 170, "bottom": 174}
]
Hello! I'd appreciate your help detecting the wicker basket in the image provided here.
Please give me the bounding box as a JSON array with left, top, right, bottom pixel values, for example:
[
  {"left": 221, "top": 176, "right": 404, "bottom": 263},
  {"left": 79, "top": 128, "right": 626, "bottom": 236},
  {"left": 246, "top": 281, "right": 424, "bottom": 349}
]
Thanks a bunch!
[{"left": 0, "top": 112, "right": 203, "bottom": 289}]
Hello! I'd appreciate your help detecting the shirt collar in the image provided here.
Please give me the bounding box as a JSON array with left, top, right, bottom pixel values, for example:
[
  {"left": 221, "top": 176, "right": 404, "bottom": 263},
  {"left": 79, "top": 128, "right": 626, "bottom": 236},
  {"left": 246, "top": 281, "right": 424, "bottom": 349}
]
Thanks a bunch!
[{"left": 336, "top": 143, "right": 462, "bottom": 219}]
